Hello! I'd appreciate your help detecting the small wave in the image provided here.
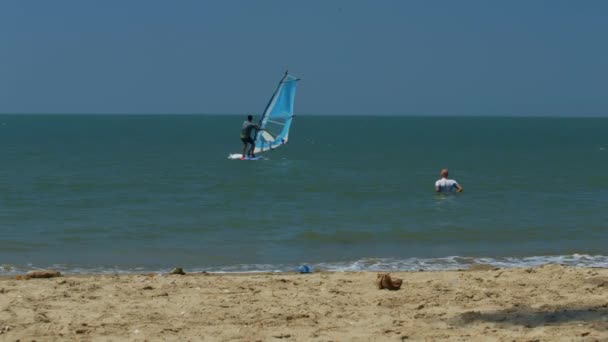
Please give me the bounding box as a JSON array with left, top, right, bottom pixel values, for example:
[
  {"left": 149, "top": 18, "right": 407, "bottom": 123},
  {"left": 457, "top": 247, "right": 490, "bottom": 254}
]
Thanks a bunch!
[
  {"left": 312, "top": 254, "right": 608, "bottom": 272},
  {"left": 2, "top": 254, "right": 608, "bottom": 275}
]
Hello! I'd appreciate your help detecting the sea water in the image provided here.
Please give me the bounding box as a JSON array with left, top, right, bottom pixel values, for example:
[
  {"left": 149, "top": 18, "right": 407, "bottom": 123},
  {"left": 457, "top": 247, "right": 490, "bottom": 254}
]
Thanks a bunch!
[{"left": 1, "top": 114, "right": 607, "bottom": 274}]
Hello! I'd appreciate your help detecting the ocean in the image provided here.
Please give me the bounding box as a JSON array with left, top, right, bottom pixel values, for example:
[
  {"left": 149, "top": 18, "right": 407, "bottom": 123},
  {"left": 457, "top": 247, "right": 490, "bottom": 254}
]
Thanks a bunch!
[{"left": 1, "top": 114, "right": 607, "bottom": 274}]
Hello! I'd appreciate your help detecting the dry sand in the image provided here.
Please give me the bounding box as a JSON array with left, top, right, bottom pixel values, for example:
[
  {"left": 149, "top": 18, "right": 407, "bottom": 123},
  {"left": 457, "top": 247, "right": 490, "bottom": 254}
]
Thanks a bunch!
[{"left": 1, "top": 264, "right": 607, "bottom": 341}]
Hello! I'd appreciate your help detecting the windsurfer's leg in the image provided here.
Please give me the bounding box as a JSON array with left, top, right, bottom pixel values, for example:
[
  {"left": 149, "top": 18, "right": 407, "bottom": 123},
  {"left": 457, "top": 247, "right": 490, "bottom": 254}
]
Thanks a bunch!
[
  {"left": 246, "top": 138, "right": 255, "bottom": 157},
  {"left": 241, "top": 141, "right": 247, "bottom": 156}
]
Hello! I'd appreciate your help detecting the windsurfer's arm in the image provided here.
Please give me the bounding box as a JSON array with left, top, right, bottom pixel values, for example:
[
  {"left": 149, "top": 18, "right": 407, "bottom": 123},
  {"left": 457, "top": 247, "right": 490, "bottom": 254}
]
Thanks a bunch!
[{"left": 454, "top": 183, "right": 463, "bottom": 192}]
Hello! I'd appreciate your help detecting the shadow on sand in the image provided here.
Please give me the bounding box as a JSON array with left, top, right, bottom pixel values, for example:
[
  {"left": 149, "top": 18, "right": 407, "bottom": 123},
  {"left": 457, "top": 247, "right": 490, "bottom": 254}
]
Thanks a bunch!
[{"left": 456, "top": 304, "right": 608, "bottom": 328}]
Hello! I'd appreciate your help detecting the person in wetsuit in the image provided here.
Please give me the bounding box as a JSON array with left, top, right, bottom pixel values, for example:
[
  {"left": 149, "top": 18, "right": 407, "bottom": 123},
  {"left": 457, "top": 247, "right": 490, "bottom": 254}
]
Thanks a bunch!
[{"left": 240, "top": 115, "right": 263, "bottom": 158}]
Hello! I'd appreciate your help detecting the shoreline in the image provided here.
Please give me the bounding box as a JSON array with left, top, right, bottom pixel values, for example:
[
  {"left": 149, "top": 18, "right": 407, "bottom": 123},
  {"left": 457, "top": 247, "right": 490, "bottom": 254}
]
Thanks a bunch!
[
  {"left": 2, "top": 253, "right": 607, "bottom": 278},
  {"left": 1, "top": 265, "right": 607, "bottom": 341}
]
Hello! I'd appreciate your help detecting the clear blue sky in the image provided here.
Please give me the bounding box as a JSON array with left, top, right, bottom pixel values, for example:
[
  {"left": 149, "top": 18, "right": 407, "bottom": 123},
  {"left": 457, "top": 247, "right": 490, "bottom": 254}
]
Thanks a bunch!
[{"left": 1, "top": 1, "right": 607, "bottom": 116}]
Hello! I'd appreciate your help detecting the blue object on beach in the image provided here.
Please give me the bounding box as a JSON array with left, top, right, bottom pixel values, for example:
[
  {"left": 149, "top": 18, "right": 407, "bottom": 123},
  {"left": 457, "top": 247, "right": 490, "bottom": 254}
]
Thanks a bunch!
[{"left": 296, "top": 265, "right": 311, "bottom": 273}]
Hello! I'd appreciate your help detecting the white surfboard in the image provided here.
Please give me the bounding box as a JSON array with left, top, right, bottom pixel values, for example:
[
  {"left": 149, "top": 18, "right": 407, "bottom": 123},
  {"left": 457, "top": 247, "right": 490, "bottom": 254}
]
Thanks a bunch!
[{"left": 227, "top": 154, "right": 263, "bottom": 161}]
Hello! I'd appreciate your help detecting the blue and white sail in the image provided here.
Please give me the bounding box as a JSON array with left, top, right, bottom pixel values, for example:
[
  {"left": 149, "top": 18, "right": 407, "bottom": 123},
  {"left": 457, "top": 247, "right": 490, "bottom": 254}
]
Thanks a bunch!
[{"left": 253, "top": 73, "right": 299, "bottom": 154}]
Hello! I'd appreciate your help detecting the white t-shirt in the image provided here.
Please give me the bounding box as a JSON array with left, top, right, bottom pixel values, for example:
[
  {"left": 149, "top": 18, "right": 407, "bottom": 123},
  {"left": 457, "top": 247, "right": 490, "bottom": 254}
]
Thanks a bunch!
[{"left": 435, "top": 178, "right": 460, "bottom": 192}]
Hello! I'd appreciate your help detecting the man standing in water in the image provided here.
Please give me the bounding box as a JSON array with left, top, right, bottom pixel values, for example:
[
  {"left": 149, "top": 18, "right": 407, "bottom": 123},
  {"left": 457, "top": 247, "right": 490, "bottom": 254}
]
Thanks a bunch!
[
  {"left": 435, "top": 169, "right": 463, "bottom": 193},
  {"left": 240, "top": 115, "right": 262, "bottom": 158}
]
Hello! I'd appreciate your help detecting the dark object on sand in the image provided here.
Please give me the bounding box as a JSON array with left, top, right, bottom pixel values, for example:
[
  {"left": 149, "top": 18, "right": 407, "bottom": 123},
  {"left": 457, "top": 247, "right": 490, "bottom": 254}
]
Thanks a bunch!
[
  {"left": 376, "top": 273, "right": 402, "bottom": 290},
  {"left": 25, "top": 270, "right": 62, "bottom": 279},
  {"left": 170, "top": 267, "right": 186, "bottom": 275}
]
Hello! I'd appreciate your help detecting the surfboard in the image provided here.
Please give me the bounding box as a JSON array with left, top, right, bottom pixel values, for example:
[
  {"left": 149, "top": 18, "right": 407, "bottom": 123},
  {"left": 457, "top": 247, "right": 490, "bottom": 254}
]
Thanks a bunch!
[{"left": 227, "top": 154, "right": 263, "bottom": 161}]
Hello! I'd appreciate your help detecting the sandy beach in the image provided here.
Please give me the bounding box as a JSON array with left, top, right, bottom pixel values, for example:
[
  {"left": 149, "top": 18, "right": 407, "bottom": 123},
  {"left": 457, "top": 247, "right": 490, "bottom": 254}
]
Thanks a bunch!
[{"left": 1, "top": 264, "right": 607, "bottom": 341}]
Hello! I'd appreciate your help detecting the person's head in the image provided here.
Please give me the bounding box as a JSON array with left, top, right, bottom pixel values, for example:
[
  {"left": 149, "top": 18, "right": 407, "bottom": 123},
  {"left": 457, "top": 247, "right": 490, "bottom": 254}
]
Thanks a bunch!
[
  {"left": 440, "top": 169, "right": 449, "bottom": 178},
  {"left": 247, "top": 114, "right": 253, "bottom": 122}
]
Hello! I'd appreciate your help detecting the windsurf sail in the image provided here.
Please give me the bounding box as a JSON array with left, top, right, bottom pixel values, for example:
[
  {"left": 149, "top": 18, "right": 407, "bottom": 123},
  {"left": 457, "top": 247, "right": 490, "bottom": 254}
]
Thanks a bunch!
[{"left": 253, "top": 72, "right": 299, "bottom": 154}]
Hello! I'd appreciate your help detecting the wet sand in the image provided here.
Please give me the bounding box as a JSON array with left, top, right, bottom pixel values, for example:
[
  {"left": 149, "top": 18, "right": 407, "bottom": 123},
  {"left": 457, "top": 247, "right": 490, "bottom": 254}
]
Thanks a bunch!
[{"left": 1, "top": 264, "right": 607, "bottom": 341}]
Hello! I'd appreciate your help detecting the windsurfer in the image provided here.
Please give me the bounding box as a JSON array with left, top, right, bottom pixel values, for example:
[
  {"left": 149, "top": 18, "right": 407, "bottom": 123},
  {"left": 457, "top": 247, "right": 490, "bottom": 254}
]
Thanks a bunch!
[{"left": 240, "top": 115, "right": 262, "bottom": 158}]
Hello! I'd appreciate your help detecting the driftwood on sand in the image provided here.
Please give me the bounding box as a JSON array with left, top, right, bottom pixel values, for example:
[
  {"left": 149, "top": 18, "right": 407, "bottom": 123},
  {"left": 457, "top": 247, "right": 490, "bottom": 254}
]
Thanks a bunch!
[{"left": 25, "top": 270, "right": 62, "bottom": 279}]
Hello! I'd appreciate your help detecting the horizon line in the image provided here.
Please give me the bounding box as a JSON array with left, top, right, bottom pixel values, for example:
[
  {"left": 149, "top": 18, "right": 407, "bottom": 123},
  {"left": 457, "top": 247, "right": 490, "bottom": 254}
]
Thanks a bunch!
[{"left": 0, "top": 112, "right": 607, "bottom": 118}]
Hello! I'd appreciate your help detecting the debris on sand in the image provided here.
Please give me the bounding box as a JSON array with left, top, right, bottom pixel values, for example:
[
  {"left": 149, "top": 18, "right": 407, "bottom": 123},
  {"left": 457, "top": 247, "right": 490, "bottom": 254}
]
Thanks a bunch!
[
  {"left": 169, "top": 267, "right": 186, "bottom": 275},
  {"left": 376, "top": 273, "right": 403, "bottom": 290},
  {"left": 25, "top": 270, "right": 62, "bottom": 279}
]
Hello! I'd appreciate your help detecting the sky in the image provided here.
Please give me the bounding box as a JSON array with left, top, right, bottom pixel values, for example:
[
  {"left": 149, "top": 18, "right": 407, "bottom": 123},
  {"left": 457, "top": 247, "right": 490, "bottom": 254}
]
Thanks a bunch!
[{"left": 1, "top": 1, "right": 607, "bottom": 116}]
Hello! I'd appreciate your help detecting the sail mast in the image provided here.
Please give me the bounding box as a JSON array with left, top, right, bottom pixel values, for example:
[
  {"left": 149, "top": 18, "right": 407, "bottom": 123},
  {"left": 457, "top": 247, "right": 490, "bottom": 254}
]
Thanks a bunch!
[{"left": 258, "top": 71, "right": 289, "bottom": 126}]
